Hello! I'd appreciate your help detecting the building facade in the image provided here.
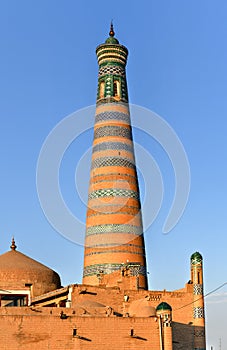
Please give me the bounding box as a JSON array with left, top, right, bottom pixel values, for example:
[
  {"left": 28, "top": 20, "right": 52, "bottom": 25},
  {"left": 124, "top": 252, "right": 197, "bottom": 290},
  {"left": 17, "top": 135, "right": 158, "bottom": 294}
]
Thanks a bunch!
[{"left": 0, "top": 26, "right": 206, "bottom": 350}]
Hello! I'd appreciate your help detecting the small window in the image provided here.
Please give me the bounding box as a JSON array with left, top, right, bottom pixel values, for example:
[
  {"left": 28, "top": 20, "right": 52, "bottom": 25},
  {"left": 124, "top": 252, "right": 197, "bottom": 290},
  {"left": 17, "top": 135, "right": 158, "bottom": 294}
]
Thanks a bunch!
[
  {"left": 99, "top": 81, "right": 105, "bottom": 98},
  {"left": 0, "top": 294, "right": 28, "bottom": 307},
  {"left": 114, "top": 81, "right": 118, "bottom": 96},
  {"left": 113, "top": 80, "right": 120, "bottom": 97},
  {"left": 197, "top": 272, "right": 200, "bottom": 284}
]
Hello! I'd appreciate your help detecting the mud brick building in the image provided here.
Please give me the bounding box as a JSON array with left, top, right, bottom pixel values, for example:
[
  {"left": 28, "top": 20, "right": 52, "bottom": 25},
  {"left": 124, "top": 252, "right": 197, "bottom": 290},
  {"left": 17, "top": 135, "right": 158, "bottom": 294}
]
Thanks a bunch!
[{"left": 0, "top": 25, "right": 206, "bottom": 349}]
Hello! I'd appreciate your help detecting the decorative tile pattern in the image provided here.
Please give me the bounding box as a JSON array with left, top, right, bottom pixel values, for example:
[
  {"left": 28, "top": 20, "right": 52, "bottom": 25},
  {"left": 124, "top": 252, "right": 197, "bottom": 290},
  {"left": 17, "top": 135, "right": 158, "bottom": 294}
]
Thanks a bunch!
[
  {"left": 193, "top": 307, "right": 204, "bottom": 319},
  {"left": 94, "top": 125, "right": 132, "bottom": 139},
  {"left": 83, "top": 36, "right": 147, "bottom": 289},
  {"left": 93, "top": 141, "right": 133, "bottom": 153},
  {"left": 105, "top": 76, "right": 112, "bottom": 97},
  {"left": 193, "top": 284, "right": 203, "bottom": 295},
  {"left": 97, "top": 64, "right": 128, "bottom": 103},
  {"left": 96, "top": 97, "right": 128, "bottom": 105},
  {"left": 88, "top": 188, "right": 139, "bottom": 200},
  {"left": 99, "top": 65, "right": 125, "bottom": 77},
  {"left": 91, "top": 156, "right": 135, "bottom": 170},
  {"left": 191, "top": 256, "right": 202, "bottom": 265},
  {"left": 83, "top": 263, "right": 122, "bottom": 277},
  {"left": 129, "top": 265, "right": 145, "bottom": 276},
  {"left": 194, "top": 329, "right": 205, "bottom": 337},
  {"left": 83, "top": 262, "right": 146, "bottom": 277},
  {"left": 86, "top": 224, "right": 143, "bottom": 236},
  {"left": 95, "top": 111, "right": 130, "bottom": 124},
  {"left": 97, "top": 45, "right": 128, "bottom": 66}
]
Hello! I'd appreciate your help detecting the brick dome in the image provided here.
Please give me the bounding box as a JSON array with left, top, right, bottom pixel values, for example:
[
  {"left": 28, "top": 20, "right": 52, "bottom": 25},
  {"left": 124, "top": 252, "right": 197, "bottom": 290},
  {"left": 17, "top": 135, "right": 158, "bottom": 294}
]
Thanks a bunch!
[
  {"left": 129, "top": 298, "right": 156, "bottom": 317},
  {"left": 0, "top": 240, "right": 61, "bottom": 297},
  {"left": 74, "top": 299, "right": 107, "bottom": 316}
]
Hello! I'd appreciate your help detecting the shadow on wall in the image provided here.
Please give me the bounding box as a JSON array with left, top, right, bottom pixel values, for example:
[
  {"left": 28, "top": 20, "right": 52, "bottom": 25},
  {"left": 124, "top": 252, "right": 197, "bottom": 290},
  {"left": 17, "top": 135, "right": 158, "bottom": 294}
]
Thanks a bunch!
[{"left": 172, "top": 322, "right": 205, "bottom": 350}]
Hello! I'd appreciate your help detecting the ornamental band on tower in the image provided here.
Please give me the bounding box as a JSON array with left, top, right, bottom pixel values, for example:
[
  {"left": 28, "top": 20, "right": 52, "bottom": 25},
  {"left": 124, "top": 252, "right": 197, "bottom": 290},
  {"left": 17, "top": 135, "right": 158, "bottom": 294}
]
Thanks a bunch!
[{"left": 83, "top": 24, "right": 148, "bottom": 289}]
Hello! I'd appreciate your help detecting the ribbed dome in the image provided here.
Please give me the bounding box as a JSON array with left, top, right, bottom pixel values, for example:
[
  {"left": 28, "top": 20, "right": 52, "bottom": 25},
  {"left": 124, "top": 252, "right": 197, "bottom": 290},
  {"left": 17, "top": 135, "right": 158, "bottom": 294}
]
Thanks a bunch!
[{"left": 0, "top": 240, "right": 61, "bottom": 297}]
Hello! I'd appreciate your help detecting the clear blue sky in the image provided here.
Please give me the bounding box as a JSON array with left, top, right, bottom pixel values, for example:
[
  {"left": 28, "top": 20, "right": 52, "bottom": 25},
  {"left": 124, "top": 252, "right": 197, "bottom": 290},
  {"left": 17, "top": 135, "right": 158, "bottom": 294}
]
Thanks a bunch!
[{"left": 1, "top": 1, "right": 227, "bottom": 348}]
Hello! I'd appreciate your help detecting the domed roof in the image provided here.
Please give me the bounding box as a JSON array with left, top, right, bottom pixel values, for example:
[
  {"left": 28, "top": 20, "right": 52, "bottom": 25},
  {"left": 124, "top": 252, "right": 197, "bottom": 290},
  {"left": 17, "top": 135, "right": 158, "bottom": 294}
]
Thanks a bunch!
[
  {"left": 76, "top": 300, "right": 106, "bottom": 308},
  {"left": 0, "top": 239, "right": 61, "bottom": 297},
  {"left": 156, "top": 302, "right": 172, "bottom": 312},
  {"left": 129, "top": 298, "right": 156, "bottom": 317},
  {"left": 75, "top": 299, "right": 107, "bottom": 316},
  {"left": 105, "top": 36, "right": 119, "bottom": 45},
  {"left": 191, "top": 252, "right": 203, "bottom": 263}
]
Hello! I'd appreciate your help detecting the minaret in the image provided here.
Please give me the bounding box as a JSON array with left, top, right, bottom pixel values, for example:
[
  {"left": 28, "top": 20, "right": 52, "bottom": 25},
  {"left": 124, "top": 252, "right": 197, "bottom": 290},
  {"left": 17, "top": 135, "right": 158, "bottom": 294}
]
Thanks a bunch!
[
  {"left": 83, "top": 24, "right": 148, "bottom": 289},
  {"left": 191, "top": 252, "right": 206, "bottom": 349},
  {"left": 156, "top": 302, "right": 173, "bottom": 350}
]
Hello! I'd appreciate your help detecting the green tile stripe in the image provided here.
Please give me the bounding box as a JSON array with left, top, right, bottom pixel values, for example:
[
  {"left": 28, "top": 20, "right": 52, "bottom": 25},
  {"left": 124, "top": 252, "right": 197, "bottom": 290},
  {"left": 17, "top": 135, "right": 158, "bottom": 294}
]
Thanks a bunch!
[
  {"left": 88, "top": 188, "right": 139, "bottom": 200},
  {"left": 94, "top": 125, "right": 132, "bottom": 139},
  {"left": 86, "top": 224, "right": 143, "bottom": 236},
  {"left": 91, "top": 156, "right": 135, "bottom": 170},
  {"left": 95, "top": 112, "right": 130, "bottom": 124},
  {"left": 92, "top": 141, "right": 133, "bottom": 153},
  {"left": 83, "top": 263, "right": 146, "bottom": 277}
]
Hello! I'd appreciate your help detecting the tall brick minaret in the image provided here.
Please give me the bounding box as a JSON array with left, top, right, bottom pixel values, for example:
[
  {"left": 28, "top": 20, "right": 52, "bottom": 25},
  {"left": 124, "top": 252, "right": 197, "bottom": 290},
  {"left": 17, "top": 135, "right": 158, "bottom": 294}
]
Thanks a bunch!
[
  {"left": 82, "top": 24, "right": 148, "bottom": 289},
  {"left": 191, "top": 252, "right": 206, "bottom": 349}
]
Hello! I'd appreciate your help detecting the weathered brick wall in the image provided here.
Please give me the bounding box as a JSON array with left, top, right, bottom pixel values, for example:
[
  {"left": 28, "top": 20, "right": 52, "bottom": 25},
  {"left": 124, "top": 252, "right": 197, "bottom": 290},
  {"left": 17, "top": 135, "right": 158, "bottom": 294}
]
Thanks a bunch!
[
  {"left": 172, "top": 322, "right": 194, "bottom": 350},
  {"left": 71, "top": 283, "right": 194, "bottom": 324},
  {"left": 0, "top": 283, "right": 204, "bottom": 349},
  {"left": 0, "top": 307, "right": 161, "bottom": 350}
]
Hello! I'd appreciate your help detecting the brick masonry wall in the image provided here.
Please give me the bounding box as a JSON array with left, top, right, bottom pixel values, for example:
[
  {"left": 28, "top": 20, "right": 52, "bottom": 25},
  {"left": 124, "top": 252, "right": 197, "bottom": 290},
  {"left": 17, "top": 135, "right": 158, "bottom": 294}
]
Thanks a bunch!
[
  {"left": 0, "top": 308, "right": 161, "bottom": 350},
  {"left": 71, "top": 283, "right": 194, "bottom": 324},
  {"left": 0, "top": 283, "right": 204, "bottom": 349}
]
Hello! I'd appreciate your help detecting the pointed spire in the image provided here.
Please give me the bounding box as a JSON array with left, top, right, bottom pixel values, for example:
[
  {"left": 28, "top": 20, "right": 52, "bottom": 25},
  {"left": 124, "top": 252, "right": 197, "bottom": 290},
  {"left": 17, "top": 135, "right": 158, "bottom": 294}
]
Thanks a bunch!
[
  {"left": 104, "top": 21, "right": 119, "bottom": 45},
  {"left": 109, "top": 20, "right": 115, "bottom": 37},
  {"left": 10, "top": 237, "right": 17, "bottom": 251}
]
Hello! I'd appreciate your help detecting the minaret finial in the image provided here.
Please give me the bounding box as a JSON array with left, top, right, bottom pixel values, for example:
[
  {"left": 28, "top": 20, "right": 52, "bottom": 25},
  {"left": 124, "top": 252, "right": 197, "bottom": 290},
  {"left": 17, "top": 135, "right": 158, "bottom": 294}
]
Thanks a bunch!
[
  {"left": 109, "top": 20, "right": 115, "bottom": 37},
  {"left": 10, "top": 237, "right": 17, "bottom": 251}
]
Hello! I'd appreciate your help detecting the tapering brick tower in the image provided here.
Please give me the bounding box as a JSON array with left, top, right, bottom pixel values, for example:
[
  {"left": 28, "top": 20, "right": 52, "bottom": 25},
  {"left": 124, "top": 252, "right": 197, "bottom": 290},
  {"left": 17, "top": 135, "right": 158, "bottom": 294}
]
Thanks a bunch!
[
  {"left": 191, "top": 252, "right": 206, "bottom": 350},
  {"left": 83, "top": 24, "right": 148, "bottom": 289}
]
